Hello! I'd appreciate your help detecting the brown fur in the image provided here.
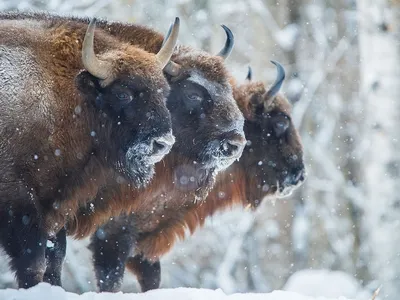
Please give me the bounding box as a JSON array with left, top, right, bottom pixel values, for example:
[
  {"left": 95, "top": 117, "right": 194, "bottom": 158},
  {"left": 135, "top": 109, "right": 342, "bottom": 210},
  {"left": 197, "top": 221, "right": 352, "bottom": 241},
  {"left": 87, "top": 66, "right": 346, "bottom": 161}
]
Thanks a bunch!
[
  {"left": 69, "top": 152, "right": 214, "bottom": 238},
  {"left": 134, "top": 165, "right": 248, "bottom": 259},
  {"left": 1, "top": 12, "right": 230, "bottom": 87}
]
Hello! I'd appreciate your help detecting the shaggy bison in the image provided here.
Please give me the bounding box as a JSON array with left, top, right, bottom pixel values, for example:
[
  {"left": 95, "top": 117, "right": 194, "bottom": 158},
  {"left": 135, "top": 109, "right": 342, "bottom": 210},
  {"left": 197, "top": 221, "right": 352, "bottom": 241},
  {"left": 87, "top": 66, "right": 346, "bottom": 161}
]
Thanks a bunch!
[{"left": 0, "top": 14, "right": 179, "bottom": 288}]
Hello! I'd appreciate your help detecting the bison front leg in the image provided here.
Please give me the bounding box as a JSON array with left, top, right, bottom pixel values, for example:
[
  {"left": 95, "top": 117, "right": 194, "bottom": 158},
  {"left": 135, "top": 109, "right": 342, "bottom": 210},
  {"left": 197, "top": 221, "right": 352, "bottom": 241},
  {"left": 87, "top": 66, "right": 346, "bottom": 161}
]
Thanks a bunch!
[
  {"left": 43, "top": 227, "right": 67, "bottom": 286},
  {"left": 89, "top": 214, "right": 137, "bottom": 292},
  {"left": 0, "top": 204, "right": 47, "bottom": 288},
  {"left": 126, "top": 254, "right": 161, "bottom": 292}
]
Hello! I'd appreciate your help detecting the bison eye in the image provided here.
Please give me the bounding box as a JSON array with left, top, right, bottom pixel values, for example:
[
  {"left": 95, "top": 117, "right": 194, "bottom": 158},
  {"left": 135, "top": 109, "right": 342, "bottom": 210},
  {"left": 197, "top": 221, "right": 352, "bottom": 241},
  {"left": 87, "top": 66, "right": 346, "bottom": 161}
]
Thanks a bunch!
[
  {"left": 111, "top": 84, "right": 134, "bottom": 104},
  {"left": 187, "top": 92, "right": 203, "bottom": 102},
  {"left": 116, "top": 92, "right": 132, "bottom": 102},
  {"left": 273, "top": 117, "right": 290, "bottom": 137}
]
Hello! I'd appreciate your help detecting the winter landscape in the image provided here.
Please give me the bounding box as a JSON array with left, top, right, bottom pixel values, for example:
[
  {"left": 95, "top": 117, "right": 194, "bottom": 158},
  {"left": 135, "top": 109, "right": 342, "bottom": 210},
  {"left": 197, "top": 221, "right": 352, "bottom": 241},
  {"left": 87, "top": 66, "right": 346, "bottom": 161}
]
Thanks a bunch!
[{"left": 0, "top": 0, "right": 398, "bottom": 299}]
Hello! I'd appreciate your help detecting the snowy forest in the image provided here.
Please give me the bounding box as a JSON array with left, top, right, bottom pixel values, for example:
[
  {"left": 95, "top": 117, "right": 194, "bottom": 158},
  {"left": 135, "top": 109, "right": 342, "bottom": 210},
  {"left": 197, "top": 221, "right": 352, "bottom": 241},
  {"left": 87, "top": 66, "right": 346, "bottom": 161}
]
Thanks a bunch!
[{"left": 0, "top": 0, "right": 399, "bottom": 300}]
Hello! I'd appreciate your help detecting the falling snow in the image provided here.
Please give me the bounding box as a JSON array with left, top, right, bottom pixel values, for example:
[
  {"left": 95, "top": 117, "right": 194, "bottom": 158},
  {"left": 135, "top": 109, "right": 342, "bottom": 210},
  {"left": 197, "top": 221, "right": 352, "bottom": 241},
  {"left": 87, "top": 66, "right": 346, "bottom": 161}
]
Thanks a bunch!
[{"left": 0, "top": 1, "right": 396, "bottom": 300}]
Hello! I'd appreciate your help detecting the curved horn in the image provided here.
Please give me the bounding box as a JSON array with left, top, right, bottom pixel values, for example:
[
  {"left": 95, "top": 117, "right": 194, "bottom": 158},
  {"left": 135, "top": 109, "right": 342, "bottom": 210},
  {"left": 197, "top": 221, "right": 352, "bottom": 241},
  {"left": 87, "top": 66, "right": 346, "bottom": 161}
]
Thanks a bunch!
[
  {"left": 82, "top": 18, "right": 112, "bottom": 80},
  {"left": 161, "top": 22, "right": 173, "bottom": 47},
  {"left": 156, "top": 17, "right": 180, "bottom": 69},
  {"left": 164, "top": 61, "right": 182, "bottom": 77},
  {"left": 246, "top": 66, "right": 253, "bottom": 81},
  {"left": 161, "top": 19, "right": 182, "bottom": 77},
  {"left": 217, "top": 25, "right": 234, "bottom": 60},
  {"left": 264, "top": 60, "right": 285, "bottom": 99}
]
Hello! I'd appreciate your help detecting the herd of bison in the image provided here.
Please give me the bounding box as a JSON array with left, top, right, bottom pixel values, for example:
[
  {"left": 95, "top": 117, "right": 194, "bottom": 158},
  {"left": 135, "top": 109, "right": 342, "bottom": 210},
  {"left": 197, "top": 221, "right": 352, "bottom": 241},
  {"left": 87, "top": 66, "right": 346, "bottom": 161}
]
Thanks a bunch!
[{"left": 0, "top": 11, "right": 306, "bottom": 293}]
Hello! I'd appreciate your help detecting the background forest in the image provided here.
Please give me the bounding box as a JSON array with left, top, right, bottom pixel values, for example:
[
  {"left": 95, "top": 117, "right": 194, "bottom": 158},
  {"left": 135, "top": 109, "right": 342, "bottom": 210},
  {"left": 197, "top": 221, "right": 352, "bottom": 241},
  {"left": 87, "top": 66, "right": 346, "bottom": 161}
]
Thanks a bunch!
[{"left": 0, "top": 0, "right": 399, "bottom": 299}]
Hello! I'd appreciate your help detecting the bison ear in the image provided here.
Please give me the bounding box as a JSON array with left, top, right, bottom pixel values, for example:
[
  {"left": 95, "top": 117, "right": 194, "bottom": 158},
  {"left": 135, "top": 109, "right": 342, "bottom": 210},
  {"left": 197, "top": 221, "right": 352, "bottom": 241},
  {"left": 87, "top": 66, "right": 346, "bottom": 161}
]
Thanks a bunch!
[{"left": 75, "top": 70, "right": 101, "bottom": 97}]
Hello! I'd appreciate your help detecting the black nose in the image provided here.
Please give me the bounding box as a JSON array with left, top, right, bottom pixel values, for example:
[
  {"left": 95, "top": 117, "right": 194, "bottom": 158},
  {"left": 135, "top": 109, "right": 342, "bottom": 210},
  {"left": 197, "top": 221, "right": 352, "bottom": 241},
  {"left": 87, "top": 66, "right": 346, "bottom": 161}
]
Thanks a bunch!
[
  {"left": 220, "top": 135, "right": 246, "bottom": 159},
  {"left": 285, "top": 167, "right": 306, "bottom": 186},
  {"left": 295, "top": 168, "right": 306, "bottom": 183},
  {"left": 150, "top": 133, "right": 175, "bottom": 159}
]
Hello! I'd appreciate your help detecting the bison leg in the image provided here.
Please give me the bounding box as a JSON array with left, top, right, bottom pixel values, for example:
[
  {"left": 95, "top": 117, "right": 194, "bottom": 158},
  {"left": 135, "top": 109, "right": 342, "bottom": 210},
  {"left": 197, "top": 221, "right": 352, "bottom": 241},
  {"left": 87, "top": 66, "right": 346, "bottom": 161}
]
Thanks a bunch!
[
  {"left": 89, "top": 215, "right": 136, "bottom": 292},
  {"left": 126, "top": 255, "right": 161, "bottom": 292},
  {"left": 43, "top": 227, "right": 66, "bottom": 286},
  {"left": 0, "top": 204, "right": 47, "bottom": 288}
]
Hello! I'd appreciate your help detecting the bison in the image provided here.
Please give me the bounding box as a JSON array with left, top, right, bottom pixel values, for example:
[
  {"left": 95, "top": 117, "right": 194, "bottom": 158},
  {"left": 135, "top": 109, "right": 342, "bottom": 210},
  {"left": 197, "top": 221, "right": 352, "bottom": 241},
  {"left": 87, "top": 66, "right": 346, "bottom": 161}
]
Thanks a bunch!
[
  {"left": 83, "top": 61, "right": 306, "bottom": 292},
  {"left": 0, "top": 14, "right": 180, "bottom": 288},
  {"left": 4, "top": 12, "right": 247, "bottom": 289}
]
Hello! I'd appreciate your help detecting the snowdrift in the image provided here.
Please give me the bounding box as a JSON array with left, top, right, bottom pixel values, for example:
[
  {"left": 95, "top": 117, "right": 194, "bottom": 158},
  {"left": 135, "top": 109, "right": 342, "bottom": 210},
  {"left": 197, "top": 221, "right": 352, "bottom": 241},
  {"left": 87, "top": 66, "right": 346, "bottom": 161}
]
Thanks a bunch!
[{"left": 0, "top": 283, "right": 354, "bottom": 300}]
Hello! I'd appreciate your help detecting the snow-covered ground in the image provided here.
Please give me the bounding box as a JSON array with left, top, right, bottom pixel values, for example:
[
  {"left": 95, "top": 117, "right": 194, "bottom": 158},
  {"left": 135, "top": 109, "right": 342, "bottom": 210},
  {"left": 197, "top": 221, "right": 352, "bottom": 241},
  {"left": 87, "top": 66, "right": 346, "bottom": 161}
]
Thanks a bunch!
[
  {"left": 283, "top": 270, "right": 375, "bottom": 300},
  {"left": 0, "top": 283, "right": 355, "bottom": 300},
  {"left": 0, "top": 240, "right": 375, "bottom": 299},
  {"left": 0, "top": 270, "right": 375, "bottom": 300}
]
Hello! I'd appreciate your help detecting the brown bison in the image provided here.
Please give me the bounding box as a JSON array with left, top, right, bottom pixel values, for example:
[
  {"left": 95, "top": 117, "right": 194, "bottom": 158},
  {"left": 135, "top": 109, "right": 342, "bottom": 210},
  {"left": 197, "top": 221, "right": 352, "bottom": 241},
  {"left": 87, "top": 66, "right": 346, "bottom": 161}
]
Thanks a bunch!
[
  {"left": 0, "top": 14, "right": 180, "bottom": 288},
  {"left": 4, "top": 12, "right": 247, "bottom": 289},
  {"left": 84, "top": 61, "right": 306, "bottom": 292}
]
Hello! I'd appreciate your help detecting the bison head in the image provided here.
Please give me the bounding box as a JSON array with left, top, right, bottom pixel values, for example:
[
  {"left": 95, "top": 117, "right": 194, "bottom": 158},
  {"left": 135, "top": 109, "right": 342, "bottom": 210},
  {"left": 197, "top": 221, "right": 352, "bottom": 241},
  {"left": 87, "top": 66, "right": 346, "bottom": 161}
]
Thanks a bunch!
[
  {"left": 76, "top": 18, "right": 180, "bottom": 187},
  {"left": 161, "top": 25, "right": 246, "bottom": 194},
  {"left": 236, "top": 61, "right": 306, "bottom": 207}
]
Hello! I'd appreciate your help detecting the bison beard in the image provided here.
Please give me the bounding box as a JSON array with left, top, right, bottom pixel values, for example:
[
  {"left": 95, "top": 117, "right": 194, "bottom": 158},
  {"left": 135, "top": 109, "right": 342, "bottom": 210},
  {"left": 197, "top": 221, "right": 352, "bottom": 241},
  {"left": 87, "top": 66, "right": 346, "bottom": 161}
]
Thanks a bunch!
[{"left": 0, "top": 13, "right": 179, "bottom": 288}]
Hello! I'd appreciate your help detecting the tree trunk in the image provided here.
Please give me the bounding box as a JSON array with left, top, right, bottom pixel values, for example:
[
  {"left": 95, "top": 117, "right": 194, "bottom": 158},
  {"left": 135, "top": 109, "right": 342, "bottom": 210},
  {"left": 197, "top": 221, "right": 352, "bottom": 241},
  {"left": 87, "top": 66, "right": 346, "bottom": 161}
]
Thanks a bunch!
[
  {"left": 358, "top": 0, "right": 400, "bottom": 298},
  {"left": 287, "top": 0, "right": 362, "bottom": 277}
]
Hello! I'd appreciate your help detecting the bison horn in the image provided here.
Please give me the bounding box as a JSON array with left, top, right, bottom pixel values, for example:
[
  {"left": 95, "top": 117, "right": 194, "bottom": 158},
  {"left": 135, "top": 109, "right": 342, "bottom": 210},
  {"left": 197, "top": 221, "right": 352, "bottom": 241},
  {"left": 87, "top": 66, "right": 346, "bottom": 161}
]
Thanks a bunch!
[
  {"left": 161, "top": 18, "right": 182, "bottom": 77},
  {"left": 156, "top": 17, "right": 180, "bottom": 73},
  {"left": 264, "top": 61, "right": 285, "bottom": 99},
  {"left": 82, "top": 18, "right": 112, "bottom": 80},
  {"left": 246, "top": 66, "right": 253, "bottom": 81},
  {"left": 217, "top": 25, "right": 234, "bottom": 60}
]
